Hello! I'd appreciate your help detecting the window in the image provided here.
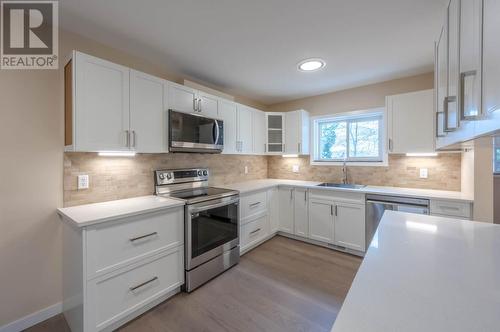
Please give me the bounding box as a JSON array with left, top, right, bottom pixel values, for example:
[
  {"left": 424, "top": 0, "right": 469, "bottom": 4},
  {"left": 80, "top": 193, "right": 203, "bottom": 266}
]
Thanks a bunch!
[
  {"left": 312, "top": 109, "right": 385, "bottom": 164},
  {"left": 495, "top": 138, "right": 500, "bottom": 174}
]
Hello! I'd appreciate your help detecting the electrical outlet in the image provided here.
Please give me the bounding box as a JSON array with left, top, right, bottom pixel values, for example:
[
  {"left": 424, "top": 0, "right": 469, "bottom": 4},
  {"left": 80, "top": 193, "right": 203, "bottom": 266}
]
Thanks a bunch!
[
  {"left": 78, "top": 174, "right": 89, "bottom": 189},
  {"left": 419, "top": 168, "right": 428, "bottom": 179},
  {"left": 292, "top": 165, "right": 300, "bottom": 173},
  {"left": 244, "top": 166, "right": 249, "bottom": 174}
]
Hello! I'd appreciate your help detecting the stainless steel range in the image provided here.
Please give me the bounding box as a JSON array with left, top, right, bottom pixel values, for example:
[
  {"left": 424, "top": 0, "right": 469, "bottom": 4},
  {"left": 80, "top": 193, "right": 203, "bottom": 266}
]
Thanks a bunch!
[{"left": 154, "top": 168, "right": 240, "bottom": 292}]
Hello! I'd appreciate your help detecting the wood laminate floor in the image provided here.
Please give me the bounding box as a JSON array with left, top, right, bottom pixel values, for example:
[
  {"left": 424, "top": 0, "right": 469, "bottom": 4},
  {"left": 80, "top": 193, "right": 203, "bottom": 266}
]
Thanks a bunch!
[{"left": 25, "top": 236, "right": 362, "bottom": 332}]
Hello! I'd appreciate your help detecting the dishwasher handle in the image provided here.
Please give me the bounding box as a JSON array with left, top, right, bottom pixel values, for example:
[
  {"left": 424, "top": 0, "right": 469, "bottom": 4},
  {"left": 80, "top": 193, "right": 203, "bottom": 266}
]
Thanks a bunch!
[{"left": 366, "top": 200, "right": 429, "bottom": 214}]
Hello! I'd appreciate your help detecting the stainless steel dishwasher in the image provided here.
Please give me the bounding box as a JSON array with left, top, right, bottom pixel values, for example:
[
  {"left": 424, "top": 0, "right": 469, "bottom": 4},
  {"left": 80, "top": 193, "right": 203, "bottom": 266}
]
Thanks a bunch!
[{"left": 366, "top": 194, "right": 430, "bottom": 246}]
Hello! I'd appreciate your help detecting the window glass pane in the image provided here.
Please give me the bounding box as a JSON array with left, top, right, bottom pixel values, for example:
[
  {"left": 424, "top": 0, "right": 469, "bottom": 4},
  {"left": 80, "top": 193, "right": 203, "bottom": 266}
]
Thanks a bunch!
[
  {"left": 495, "top": 148, "right": 500, "bottom": 173},
  {"left": 348, "top": 118, "right": 380, "bottom": 158},
  {"left": 319, "top": 121, "right": 347, "bottom": 160}
]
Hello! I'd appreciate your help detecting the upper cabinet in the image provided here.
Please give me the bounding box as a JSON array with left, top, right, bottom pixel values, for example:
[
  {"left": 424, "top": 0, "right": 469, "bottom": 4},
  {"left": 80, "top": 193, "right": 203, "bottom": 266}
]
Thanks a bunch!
[
  {"left": 252, "top": 109, "right": 267, "bottom": 155},
  {"left": 387, "top": 90, "right": 434, "bottom": 154},
  {"left": 66, "top": 51, "right": 131, "bottom": 152},
  {"left": 435, "top": 0, "right": 500, "bottom": 150},
  {"left": 236, "top": 104, "right": 254, "bottom": 154},
  {"left": 284, "top": 110, "right": 310, "bottom": 155},
  {"left": 265, "top": 113, "right": 285, "bottom": 154},
  {"left": 218, "top": 100, "right": 238, "bottom": 154},
  {"left": 168, "top": 82, "right": 218, "bottom": 118}
]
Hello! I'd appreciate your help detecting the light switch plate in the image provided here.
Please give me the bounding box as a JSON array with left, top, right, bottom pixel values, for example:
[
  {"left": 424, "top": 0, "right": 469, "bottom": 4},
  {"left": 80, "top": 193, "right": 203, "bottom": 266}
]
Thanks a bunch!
[
  {"left": 78, "top": 174, "right": 89, "bottom": 189},
  {"left": 292, "top": 165, "right": 300, "bottom": 173},
  {"left": 419, "top": 168, "right": 428, "bottom": 179}
]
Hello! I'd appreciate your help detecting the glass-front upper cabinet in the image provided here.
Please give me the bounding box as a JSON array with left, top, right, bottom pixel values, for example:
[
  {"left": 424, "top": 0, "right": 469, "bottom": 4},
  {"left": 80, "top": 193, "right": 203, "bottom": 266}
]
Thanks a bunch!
[{"left": 266, "top": 113, "right": 285, "bottom": 154}]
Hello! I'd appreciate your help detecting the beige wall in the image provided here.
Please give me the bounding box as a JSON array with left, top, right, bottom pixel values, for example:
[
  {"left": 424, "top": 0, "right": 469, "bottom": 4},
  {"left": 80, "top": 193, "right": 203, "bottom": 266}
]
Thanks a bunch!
[
  {"left": 64, "top": 153, "right": 267, "bottom": 207},
  {"left": 0, "top": 29, "right": 266, "bottom": 327},
  {"left": 473, "top": 137, "right": 494, "bottom": 222},
  {"left": 268, "top": 72, "right": 434, "bottom": 114}
]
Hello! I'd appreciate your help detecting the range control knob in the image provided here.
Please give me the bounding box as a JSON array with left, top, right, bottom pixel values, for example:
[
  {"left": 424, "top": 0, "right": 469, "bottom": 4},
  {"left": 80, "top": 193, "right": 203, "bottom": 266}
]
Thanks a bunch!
[
  {"left": 203, "top": 170, "right": 208, "bottom": 176},
  {"left": 159, "top": 174, "right": 165, "bottom": 180},
  {"left": 166, "top": 173, "right": 172, "bottom": 180},
  {"left": 198, "top": 170, "right": 203, "bottom": 176}
]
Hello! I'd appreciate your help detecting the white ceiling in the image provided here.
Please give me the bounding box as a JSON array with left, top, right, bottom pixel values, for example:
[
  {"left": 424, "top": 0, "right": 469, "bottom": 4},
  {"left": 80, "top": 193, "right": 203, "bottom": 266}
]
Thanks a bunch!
[{"left": 60, "top": 0, "right": 448, "bottom": 105}]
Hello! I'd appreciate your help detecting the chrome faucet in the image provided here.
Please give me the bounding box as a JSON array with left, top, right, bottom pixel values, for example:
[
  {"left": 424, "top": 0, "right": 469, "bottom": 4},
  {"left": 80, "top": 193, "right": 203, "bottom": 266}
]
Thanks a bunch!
[{"left": 342, "top": 159, "right": 348, "bottom": 184}]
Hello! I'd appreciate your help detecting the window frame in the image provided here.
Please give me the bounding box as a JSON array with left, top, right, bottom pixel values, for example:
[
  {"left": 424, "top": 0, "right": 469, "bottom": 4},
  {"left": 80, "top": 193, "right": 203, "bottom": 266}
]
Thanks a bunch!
[{"left": 310, "top": 108, "right": 388, "bottom": 166}]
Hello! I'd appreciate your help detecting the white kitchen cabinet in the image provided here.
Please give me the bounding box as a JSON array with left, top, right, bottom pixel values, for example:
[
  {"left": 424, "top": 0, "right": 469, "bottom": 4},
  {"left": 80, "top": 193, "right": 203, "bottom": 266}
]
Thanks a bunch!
[
  {"left": 236, "top": 104, "right": 254, "bottom": 154},
  {"left": 168, "top": 82, "right": 218, "bottom": 118},
  {"left": 218, "top": 100, "right": 238, "bottom": 154},
  {"left": 252, "top": 109, "right": 267, "bottom": 154},
  {"left": 278, "top": 187, "right": 294, "bottom": 233},
  {"left": 333, "top": 203, "right": 365, "bottom": 252},
  {"left": 265, "top": 113, "right": 285, "bottom": 154},
  {"left": 66, "top": 51, "right": 131, "bottom": 152},
  {"left": 129, "top": 70, "right": 168, "bottom": 153},
  {"left": 308, "top": 198, "right": 334, "bottom": 243},
  {"left": 387, "top": 90, "right": 434, "bottom": 154},
  {"left": 284, "top": 110, "right": 310, "bottom": 155},
  {"left": 268, "top": 187, "right": 280, "bottom": 233},
  {"left": 446, "top": 0, "right": 460, "bottom": 132},
  {"left": 293, "top": 188, "right": 309, "bottom": 237},
  {"left": 436, "top": 24, "right": 448, "bottom": 139}
]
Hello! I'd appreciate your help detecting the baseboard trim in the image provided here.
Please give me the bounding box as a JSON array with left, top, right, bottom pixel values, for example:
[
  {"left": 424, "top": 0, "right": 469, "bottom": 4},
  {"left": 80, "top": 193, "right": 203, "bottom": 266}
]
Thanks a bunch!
[{"left": 0, "top": 302, "right": 62, "bottom": 332}]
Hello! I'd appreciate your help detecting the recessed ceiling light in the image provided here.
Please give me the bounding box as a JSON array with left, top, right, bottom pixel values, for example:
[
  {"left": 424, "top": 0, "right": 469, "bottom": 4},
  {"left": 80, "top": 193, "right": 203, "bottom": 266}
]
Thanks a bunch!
[{"left": 298, "top": 58, "right": 325, "bottom": 72}]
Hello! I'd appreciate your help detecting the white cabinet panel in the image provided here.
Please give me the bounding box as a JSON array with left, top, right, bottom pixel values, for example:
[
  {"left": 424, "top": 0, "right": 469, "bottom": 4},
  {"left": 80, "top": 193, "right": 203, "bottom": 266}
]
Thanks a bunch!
[
  {"left": 308, "top": 198, "right": 334, "bottom": 243},
  {"left": 387, "top": 90, "right": 434, "bottom": 154},
  {"left": 278, "top": 187, "right": 294, "bottom": 233},
  {"left": 74, "top": 51, "right": 130, "bottom": 151},
  {"left": 253, "top": 110, "right": 267, "bottom": 154},
  {"left": 436, "top": 24, "right": 448, "bottom": 140},
  {"left": 240, "top": 190, "right": 267, "bottom": 221},
  {"left": 446, "top": 0, "right": 460, "bottom": 131},
  {"left": 334, "top": 203, "right": 365, "bottom": 252},
  {"left": 268, "top": 187, "right": 280, "bottom": 233},
  {"left": 168, "top": 83, "right": 197, "bottom": 114},
  {"left": 294, "top": 188, "right": 308, "bottom": 237},
  {"left": 237, "top": 105, "right": 254, "bottom": 154},
  {"left": 218, "top": 100, "right": 238, "bottom": 154},
  {"left": 240, "top": 215, "right": 269, "bottom": 251},
  {"left": 130, "top": 70, "right": 168, "bottom": 153},
  {"left": 266, "top": 113, "right": 285, "bottom": 154},
  {"left": 284, "top": 110, "right": 310, "bottom": 155},
  {"left": 198, "top": 91, "right": 218, "bottom": 118}
]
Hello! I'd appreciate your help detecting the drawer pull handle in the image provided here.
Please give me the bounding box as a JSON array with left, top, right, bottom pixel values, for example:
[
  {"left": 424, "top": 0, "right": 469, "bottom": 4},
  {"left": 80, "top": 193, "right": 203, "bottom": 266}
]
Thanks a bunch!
[
  {"left": 439, "top": 206, "right": 460, "bottom": 211},
  {"left": 129, "top": 232, "right": 158, "bottom": 242},
  {"left": 129, "top": 276, "right": 158, "bottom": 292},
  {"left": 249, "top": 202, "right": 261, "bottom": 208},
  {"left": 250, "top": 228, "right": 261, "bottom": 235}
]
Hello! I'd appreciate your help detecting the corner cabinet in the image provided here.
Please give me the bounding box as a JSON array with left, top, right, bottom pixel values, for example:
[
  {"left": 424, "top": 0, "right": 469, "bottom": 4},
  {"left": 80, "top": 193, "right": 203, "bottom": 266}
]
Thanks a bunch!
[{"left": 284, "top": 110, "right": 310, "bottom": 155}]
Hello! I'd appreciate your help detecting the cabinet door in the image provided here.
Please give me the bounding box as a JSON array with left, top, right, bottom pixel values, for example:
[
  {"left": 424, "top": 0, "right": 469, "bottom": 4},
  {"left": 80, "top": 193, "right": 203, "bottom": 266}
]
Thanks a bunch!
[
  {"left": 130, "top": 70, "right": 167, "bottom": 153},
  {"left": 253, "top": 110, "right": 266, "bottom": 154},
  {"left": 308, "top": 198, "right": 334, "bottom": 243},
  {"left": 436, "top": 24, "right": 448, "bottom": 138},
  {"left": 218, "top": 100, "right": 238, "bottom": 154},
  {"left": 278, "top": 187, "right": 294, "bottom": 233},
  {"left": 334, "top": 203, "right": 365, "bottom": 252},
  {"left": 198, "top": 91, "right": 218, "bottom": 118},
  {"left": 446, "top": 0, "right": 460, "bottom": 131},
  {"left": 237, "top": 105, "right": 254, "bottom": 154},
  {"left": 299, "top": 110, "right": 310, "bottom": 155},
  {"left": 74, "top": 52, "right": 130, "bottom": 151},
  {"left": 294, "top": 188, "right": 308, "bottom": 237},
  {"left": 285, "top": 110, "right": 299, "bottom": 154},
  {"left": 387, "top": 90, "right": 434, "bottom": 154},
  {"left": 168, "top": 83, "right": 196, "bottom": 114},
  {"left": 266, "top": 113, "right": 285, "bottom": 154},
  {"left": 268, "top": 187, "right": 280, "bottom": 233},
  {"left": 460, "top": 0, "right": 483, "bottom": 119}
]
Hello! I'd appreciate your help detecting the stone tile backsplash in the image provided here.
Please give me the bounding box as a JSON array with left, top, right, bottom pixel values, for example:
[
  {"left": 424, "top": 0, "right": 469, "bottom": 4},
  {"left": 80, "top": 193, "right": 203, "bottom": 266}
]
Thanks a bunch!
[{"left": 64, "top": 153, "right": 461, "bottom": 206}]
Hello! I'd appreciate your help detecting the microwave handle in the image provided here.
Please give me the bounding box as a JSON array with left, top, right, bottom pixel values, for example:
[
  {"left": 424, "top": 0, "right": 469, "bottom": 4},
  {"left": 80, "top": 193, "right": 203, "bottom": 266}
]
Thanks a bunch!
[{"left": 213, "top": 120, "right": 220, "bottom": 145}]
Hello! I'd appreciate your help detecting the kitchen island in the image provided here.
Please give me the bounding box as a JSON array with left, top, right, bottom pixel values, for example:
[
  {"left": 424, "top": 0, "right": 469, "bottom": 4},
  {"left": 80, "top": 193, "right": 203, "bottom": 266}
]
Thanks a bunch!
[{"left": 331, "top": 211, "right": 500, "bottom": 332}]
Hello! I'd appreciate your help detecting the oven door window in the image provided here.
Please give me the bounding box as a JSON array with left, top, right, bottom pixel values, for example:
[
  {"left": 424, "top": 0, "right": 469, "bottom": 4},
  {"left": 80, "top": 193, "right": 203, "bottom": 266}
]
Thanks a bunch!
[{"left": 191, "top": 202, "right": 238, "bottom": 259}]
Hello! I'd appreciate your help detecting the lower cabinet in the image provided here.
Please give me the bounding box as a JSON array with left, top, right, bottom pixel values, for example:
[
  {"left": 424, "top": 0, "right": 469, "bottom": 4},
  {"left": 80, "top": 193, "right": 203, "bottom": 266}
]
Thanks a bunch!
[
  {"left": 308, "top": 198, "right": 334, "bottom": 243},
  {"left": 61, "top": 207, "right": 185, "bottom": 332},
  {"left": 278, "top": 187, "right": 295, "bottom": 233},
  {"left": 240, "top": 215, "right": 269, "bottom": 252},
  {"left": 268, "top": 187, "right": 280, "bottom": 233},
  {"left": 294, "top": 188, "right": 309, "bottom": 237},
  {"left": 333, "top": 203, "right": 365, "bottom": 252}
]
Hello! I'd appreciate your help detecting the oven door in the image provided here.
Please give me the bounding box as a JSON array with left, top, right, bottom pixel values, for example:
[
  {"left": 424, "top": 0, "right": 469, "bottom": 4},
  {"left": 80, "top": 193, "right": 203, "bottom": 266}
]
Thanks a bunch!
[
  {"left": 186, "top": 195, "right": 239, "bottom": 270},
  {"left": 169, "top": 110, "right": 224, "bottom": 153}
]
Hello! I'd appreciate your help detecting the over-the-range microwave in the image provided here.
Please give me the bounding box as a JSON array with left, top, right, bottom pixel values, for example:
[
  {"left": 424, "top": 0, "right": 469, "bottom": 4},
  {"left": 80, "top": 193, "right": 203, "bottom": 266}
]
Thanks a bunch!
[{"left": 168, "top": 109, "right": 224, "bottom": 153}]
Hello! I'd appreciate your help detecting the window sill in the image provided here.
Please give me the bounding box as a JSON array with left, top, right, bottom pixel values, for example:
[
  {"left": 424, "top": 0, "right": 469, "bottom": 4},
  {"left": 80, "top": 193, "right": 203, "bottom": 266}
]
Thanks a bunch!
[{"left": 310, "top": 160, "right": 389, "bottom": 167}]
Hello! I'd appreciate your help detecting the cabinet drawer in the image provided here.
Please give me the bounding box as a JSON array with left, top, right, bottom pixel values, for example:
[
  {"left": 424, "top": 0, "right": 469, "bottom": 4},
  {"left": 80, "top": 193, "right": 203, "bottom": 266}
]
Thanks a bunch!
[
  {"left": 430, "top": 200, "right": 472, "bottom": 219},
  {"left": 89, "top": 248, "right": 184, "bottom": 331},
  {"left": 241, "top": 191, "right": 267, "bottom": 220},
  {"left": 241, "top": 215, "right": 269, "bottom": 249},
  {"left": 86, "top": 207, "right": 184, "bottom": 278}
]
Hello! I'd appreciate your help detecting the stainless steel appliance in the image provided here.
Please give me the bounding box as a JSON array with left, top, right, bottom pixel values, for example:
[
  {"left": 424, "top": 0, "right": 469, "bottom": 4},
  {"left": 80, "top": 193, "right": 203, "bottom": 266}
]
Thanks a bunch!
[
  {"left": 155, "top": 168, "right": 239, "bottom": 292},
  {"left": 366, "top": 194, "right": 430, "bottom": 245},
  {"left": 169, "top": 110, "right": 224, "bottom": 153}
]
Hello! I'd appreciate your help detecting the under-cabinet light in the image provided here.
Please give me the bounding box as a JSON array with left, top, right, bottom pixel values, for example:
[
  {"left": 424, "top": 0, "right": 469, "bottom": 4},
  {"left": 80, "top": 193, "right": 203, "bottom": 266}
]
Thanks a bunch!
[
  {"left": 406, "top": 153, "right": 438, "bottom": 157},
  {"left": 98, "top": 151, "right": 136, "bottom": 157},
  {"left": 282, "top": 154, "right": 299, "bottom": 158}
]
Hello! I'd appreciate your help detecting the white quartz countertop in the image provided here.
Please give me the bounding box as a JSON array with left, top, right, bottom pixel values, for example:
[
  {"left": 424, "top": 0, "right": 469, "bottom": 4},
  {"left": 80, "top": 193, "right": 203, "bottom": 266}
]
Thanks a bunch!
[
  {"left": 222, "top": 179, "right": 473, "bottom": 202},
  {"left": 331, "top": 211, "right": 500, "bottom": 332},
  {"left": 57, "top": 195, "right": 185, "bottom": 227}
]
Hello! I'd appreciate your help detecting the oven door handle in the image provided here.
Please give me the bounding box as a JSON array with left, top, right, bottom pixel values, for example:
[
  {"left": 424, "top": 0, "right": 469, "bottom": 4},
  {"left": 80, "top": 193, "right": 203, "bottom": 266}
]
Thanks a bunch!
[{"left": 188, "top": 197, "right": 239, "bottom": 214}]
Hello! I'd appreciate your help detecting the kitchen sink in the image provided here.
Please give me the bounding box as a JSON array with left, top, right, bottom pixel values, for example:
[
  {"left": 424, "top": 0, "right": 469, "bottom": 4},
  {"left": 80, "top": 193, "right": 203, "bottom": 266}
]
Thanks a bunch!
[{"left": 316, "top": 183, "right": 366, "bottom": 189}]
